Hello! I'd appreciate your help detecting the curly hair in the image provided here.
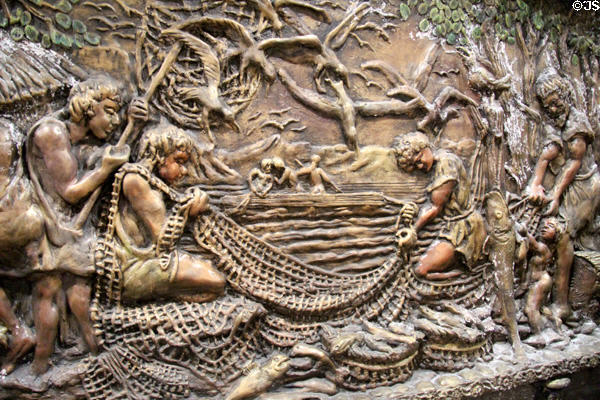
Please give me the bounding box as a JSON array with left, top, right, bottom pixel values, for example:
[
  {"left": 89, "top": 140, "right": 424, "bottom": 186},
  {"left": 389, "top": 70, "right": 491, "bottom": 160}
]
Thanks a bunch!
[
  {"left": 392, "top": 131, "right": 430, "bottom": 171},
  {"left": 535, "top": 68, "right": 572, "bottom": 103},
  {"left": 137, "top": 122, "right": 199, "bottom": 170},
  {"left": 68, "top": 75, "right": 123, "bottom": 124}
]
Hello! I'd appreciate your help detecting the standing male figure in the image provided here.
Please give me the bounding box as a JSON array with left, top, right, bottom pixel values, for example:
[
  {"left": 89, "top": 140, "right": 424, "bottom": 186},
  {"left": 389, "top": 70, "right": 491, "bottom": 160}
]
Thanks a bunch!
[
  {"left": 526, "top": 69, "right": 600, "bottom": 321},
  {"left": 27, "top": 75, "right": 147, "bottom": 374}
]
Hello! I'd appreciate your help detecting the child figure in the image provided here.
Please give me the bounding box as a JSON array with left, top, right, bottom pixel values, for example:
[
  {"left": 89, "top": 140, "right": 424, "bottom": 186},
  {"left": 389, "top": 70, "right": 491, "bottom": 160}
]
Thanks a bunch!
[{"left": 524, "top": 218, "right": 560, "bottom": 334}]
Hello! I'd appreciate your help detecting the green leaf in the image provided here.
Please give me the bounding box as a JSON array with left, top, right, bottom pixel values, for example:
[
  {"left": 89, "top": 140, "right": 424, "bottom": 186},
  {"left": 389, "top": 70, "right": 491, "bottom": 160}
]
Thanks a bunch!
[
  {"left": 56, "top": 0, "right": 73, "bottom": 13},
  {"left": 476, "top": 10, "right": 486, "bottom": 23},
  {"left": 444, "top": 7, "right": 452, "bottom": 18},
  {"left": 532, "top": 11, "right": 544, "bottom": 31},
  {"left": 72, "top": 19, "right": 86, "bottom": 34},
  {"left": 50, "top": 29, "right": 61, "bottom": 45},
  {"left": 55, "top": 12, "right": 71, "bottom": 29},
  {"left": 0, "top": 15, "right": 7, "bottom": 28},
  {"left": 24, "top": 24, "right": 39, "bottom": 41},
  {"left": 84, "top": 31, "right": 100, "bottom": 45},
  {"left": 419, "top": 18, "right": 430, "bottom": 32},
  {"left": 419, "top": 3, "right": 429, "bottom": 15},
  {"left": 505, "top": 12, "right": 513, "bottom": 28},
  {"left": 399, "top": 3, "right": 411, "bottom": 20},
  {"left": 506, "top": 36, "right": 516, "bottom": 45},
  {"left": 408, "top": 0, "right": 419, "bottom": 7},
  {"left": 429, "top": 6, "right": 439, "bottom": 18},
  {"left": 486, "top": 7, "right": 497, "bottom": 17},
  {"left": 447, "top": 32, "right": 457, "bottom": 45},
  {"left": 10, "top": 27, "right": 24, "bottom": 41},
  {"left": 550, "top": 28, "right": 558, "bottom": 43},
  {"left": 459, "top": 36, "right": 468, "bottom": 45},
  {"left": 451, "top": 10, "right": 461, "bottom": 22},
  {"left": 472, "top": 26, "right": 482, "bottom": 40},
  {"left": 572, "top": 54, "right": 579, "bottom": 66},
  {"left": 435, "top": 23, "right": 447, "bottom": 36},
  {"left": 59, "top": 34, "right": 73, "bottom": 48},
  {"left": 20, "top": 11, "right": 31, "bottom": 26},
  {"left": 449, "top": 0, "right": 459, "bottom": 9},
  {"left": 9, "top": 8, "right": 21, "bottom": 25},
  {"left": 74, "top": 33, "right": 85, "bottom": 48},
  {"left": 495, "top": 22, "right": 503, "bottom": 33},
  {"left": 41, "top": 33, "right": 51, "bottom": 48},
  {"left": 452, "top": 22, "right": 462, "bottom": 33}
]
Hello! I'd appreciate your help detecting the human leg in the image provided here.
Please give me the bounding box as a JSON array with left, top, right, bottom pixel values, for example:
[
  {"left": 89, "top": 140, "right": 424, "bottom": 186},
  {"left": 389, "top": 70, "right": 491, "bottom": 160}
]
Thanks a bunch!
[
  {"left": 31, "top": 274, "right": 61, "bottom": 375},
  {"left": 414, "top": 240, "right": 458, "bottom": 280},
  {"left": 0, "top": 287, "right": 34, "bottom": 375},
  {"left": 172, "top": 253, "right": 225, "bottom": 301},
  {"left": 552, "top": 233, "right": 574, "bottom": 320},
  {"left": 64, "top": 275, "right": 98, "bottom": 355}
]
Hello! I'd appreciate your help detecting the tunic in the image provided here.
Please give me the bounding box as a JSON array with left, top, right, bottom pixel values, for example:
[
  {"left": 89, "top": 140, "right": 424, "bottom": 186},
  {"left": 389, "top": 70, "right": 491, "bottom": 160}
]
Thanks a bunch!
[{"left": 428, "top": 150, "right": 485, "bottom": 268}]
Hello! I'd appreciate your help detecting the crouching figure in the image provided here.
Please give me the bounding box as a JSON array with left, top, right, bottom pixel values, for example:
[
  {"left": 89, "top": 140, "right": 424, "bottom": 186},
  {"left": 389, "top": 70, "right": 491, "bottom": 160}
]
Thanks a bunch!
[{"left": 110, "top": 123, "right": 225, "bottom": 303}]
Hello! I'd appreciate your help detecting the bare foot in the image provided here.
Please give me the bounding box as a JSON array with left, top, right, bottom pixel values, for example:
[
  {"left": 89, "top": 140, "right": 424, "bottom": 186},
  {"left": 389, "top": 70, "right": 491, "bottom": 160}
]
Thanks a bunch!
[
  {"left": 30, "top": 357, "right": 50, "bottom": 376},
  {"left": 1, "top": 325, "right": 35, "bottom": 376}
]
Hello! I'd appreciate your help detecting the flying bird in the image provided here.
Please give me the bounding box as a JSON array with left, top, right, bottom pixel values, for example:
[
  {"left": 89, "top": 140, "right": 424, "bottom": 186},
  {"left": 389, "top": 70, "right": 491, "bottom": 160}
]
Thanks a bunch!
[{"left": 160, "top": 27, "right": 240, "bottom": 142}]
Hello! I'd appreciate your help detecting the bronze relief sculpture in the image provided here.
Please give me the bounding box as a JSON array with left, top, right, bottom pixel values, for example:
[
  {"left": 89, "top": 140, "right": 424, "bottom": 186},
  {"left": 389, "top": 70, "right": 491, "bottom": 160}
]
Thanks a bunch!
[{"left": 0, "top": 1, "right": 599, "bottom": 399}]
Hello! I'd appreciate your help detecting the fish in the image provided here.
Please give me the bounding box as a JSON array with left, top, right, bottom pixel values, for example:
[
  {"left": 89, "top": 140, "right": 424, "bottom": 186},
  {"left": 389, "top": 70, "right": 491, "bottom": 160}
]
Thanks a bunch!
[
  {"left": 484, "top": 190, "right": 525, "bottom": 360},
  {"left": 225, "top": 355, "right": 291, "bottom": 400}
]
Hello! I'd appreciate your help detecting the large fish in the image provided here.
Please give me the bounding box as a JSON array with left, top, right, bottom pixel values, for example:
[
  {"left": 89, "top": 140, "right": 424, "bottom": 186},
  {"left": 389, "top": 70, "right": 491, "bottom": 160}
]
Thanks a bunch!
[{"left": 484, "top": 190, "right": 525, "bottom": 360}]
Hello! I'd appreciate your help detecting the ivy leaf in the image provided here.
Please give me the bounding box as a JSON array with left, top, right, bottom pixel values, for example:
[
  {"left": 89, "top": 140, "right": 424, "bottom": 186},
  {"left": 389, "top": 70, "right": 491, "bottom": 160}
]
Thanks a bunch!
[
  {"left": 419, "top": 18, "right": 430, "bottom": 32},
  {"left": 399, "top": 3, "right": 411, "bottom": 21},
  {"left": 73, "top": 19, "right": 86, "bottom": 34},
  {"left": 55, "top": 13, "right": 71, "bottom": 30},
  {"left": 56, "top": 0, "right": 73, "bottom": 13},
  {"left": 572, "top": 54, "right": 579, "bottom": 66},
  {"left": 20, "top": 11, "right": 31, "bottom": 26},
  {"left": 419, "top": 3, "right": 430, "bottom": 15},
  {"left": 24, "top": 24, "right": 39, "bottom": 41},
  {"left": 472, "top": 26, "right": 482, "bottom": 40},
  {"left": 41, "top": 33, "right": 51, "bottom": 48},
  {"left": 84, "top": 31, "right": 101, "bottom": 45},
  {"left": 447, "top": 32, "right": 457, "bottom": 45},
  {"left": 10, "top": 26, "right": 24, "bottom": 41},
  {"left": 532, "top": 11, "right": 544, "bottom": 31},
  {"left": 74, "top": 34, "right": 85, "bottom": 48}
]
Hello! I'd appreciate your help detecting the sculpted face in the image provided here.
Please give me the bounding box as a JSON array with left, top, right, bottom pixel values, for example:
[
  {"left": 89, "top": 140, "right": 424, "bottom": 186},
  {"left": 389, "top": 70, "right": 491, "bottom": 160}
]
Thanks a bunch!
[
  {"left": 413, "top": 147, "right": 434, "bottom": 172},
  {"left": 542, "top": 92, "right": 569, "bottom": 127},
  {"left": 159, "top": 150, "right": 189, "bottom": 184},
  {"left": 541, "top": 219, "right": 557, "bottom": 241},
  {"left": 88, "top": 98, "right": 121, "bottom": 140}
]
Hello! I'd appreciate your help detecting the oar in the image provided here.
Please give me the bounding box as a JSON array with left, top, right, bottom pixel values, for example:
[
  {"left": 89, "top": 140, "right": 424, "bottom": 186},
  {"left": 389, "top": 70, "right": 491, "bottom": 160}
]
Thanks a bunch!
[{"left": 73, "top": 41, "right": 183, "bottom": 230}]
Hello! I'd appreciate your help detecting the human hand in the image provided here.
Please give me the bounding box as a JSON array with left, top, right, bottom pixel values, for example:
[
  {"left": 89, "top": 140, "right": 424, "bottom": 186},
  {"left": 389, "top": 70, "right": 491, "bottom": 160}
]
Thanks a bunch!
[
  {"left": 527, "top": 184, "right": 546, "bottom": 205},
  {"left": 185, "top": 187, "right": 209, "bottom": 216},
  {"left": 101, "top": 144, "right": 130, "bottom": 170},
  {"left": 544, "top": 198, "right": 559, "bottom": 216},
  {"left": 400, "top": 202, "right": 418, "bottom": 225},
  {"left": 128, "top": 97, "right": 149, "bottom": 122}
]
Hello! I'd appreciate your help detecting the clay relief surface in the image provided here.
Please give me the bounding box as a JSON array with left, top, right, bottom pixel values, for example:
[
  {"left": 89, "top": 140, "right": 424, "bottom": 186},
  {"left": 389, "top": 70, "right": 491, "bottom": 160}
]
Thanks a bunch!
[{"left": 1, "top": 0, "right": 600, "bottom": 399}]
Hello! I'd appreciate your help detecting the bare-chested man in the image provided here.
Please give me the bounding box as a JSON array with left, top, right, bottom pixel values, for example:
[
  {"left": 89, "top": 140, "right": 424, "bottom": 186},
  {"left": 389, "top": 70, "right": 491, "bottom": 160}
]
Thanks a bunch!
[
  {"left": 111, "top": 123, "right": 225, "bottom": 303},
  {"left": 27, "top": 75, "right": 147, "bottom": 374}
]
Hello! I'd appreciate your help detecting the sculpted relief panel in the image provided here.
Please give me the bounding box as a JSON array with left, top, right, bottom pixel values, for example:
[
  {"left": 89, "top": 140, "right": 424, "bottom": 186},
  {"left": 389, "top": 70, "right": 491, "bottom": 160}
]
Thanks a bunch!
[{"left": 0, "top": 0, "right": 600, "bottom": 399}]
